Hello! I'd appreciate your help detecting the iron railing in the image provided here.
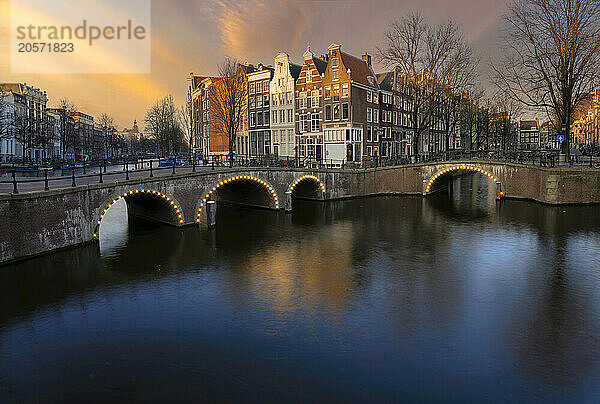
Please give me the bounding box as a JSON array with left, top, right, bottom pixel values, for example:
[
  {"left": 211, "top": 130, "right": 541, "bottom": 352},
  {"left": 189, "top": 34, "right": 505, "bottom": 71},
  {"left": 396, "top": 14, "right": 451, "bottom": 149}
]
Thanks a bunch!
[{"left": 1, "top": 151, "right": 599, "bottom": 194}]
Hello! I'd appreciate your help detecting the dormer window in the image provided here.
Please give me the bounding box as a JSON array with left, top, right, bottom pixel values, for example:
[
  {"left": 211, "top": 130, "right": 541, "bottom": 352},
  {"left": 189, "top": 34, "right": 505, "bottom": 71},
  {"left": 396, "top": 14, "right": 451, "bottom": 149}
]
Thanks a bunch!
[{"left": 367, "top": 76, "right": 375, "bottom": 86}]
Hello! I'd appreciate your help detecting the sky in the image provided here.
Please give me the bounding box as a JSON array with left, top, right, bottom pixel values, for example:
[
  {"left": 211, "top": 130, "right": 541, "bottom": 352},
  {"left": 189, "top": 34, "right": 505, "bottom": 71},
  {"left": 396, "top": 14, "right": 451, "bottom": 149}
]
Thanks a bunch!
[{"left": 0, "top": 0, "right": 511, "bottom": 130}]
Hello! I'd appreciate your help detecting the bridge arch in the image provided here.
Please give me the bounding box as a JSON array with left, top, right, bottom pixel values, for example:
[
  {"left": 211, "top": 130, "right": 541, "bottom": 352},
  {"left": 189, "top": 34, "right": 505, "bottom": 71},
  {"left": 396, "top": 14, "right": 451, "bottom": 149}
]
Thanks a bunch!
[
  {"left": 424, "top": 164, "right": 504, "bottom": 196},
  {"left": 196, "top": 175, "right": 279, "bottom": 223},
  {"left": 287, "top": 175, "right": 326, "bottom": 199},
  {"left": 93, "top": 188, "right": 184, "bottom": 239}
]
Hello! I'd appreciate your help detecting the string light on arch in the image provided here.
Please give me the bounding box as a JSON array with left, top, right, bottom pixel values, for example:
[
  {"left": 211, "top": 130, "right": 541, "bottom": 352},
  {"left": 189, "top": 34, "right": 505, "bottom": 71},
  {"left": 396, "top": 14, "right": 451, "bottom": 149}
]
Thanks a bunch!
[
  {"left": 196, "top": 176, "right": 280, "bottom": 223},
  {"left": 93, "top": 189, "right": 184, "bottom": 239},
  {"left": 425, "top": 165, "right": 500, "bottom": 194},
  {"left": 288, "top": 175, "right": 326, "bottom": 194}
]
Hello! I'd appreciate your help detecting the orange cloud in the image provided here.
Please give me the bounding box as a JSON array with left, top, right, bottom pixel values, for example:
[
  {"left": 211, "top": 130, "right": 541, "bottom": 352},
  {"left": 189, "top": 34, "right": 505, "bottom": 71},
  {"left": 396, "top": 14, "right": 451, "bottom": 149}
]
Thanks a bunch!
[{"left": 209, "top": 0, "right": 315, "bottom": 61}]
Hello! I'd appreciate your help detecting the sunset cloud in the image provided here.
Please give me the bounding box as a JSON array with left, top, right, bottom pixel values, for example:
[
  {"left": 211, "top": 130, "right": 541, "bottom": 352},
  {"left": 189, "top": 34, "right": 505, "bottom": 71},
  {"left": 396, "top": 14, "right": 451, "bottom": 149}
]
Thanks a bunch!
[
  {"left": 0, "top": 0, "right": 511, "bottom": 129},
  {"left": 210, "top": 0, "right": 315, "bottom": 62}
]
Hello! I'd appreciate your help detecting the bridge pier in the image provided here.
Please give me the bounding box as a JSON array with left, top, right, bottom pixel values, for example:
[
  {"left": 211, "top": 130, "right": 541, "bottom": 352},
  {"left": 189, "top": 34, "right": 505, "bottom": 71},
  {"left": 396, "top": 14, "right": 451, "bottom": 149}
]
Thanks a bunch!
[
  {"left": 285, "top": 191, "right": 292, "bottom": 213},
  {"left": 495, "top": 181, "right": 503, "bottom": 200},
  {"left": 206, "top": 200, "right": 216, "bottom": 228}
]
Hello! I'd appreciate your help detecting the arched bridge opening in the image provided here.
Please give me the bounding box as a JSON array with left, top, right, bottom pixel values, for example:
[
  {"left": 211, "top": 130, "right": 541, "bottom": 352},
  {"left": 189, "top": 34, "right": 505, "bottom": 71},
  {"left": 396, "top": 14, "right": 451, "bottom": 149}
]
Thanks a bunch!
[
  {"left": 93, "top": 189, "right": 184, "bottom": 239},
  {"left": 424, "top": 165, "right": 504, "bottom": 200},
  {"left": 288, "top": 175, "right": 326, "bottom": 200},
  {"left": 196, "top": 175, "right": 279, "bottom": 225}
]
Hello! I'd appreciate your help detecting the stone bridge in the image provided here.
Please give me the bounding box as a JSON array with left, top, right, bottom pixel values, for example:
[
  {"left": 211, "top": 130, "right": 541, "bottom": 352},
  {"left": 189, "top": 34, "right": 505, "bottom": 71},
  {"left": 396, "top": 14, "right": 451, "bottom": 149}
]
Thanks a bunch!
[{"left": 2, "top": 161, "right": 600, "bottom": 264}]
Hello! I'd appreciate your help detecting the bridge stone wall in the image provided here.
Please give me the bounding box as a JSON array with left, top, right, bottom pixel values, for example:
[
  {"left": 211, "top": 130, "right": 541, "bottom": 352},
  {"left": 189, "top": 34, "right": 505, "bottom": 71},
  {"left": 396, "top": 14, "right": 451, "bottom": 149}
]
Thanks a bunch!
[{"left": 2, "top": 162, "right": 600, "bottom": 264}]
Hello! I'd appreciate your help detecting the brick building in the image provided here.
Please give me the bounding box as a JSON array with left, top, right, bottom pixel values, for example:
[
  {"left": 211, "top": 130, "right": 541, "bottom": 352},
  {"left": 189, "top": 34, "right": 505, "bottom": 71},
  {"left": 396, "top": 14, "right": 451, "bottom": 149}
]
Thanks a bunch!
[
  {"left": 321, "top": 43, "right": 379, "bottom": 166},
  {"left": 295, "top": 46, "right": 328, "bottom": 161}
]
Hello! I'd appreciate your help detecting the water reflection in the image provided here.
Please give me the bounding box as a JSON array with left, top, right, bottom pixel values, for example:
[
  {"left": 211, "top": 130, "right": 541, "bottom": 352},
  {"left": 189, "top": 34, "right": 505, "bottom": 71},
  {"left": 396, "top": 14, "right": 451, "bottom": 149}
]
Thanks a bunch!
[{"left": 1, "top": 174, "right": 600, "bottom": 402}]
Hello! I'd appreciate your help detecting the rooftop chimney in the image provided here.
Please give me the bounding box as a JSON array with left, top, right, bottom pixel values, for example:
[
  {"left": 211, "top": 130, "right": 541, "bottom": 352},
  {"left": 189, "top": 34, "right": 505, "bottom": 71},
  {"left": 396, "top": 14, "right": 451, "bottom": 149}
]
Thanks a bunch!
[{"left": 362, "top": 52, "right": 372, "bottom": 67}]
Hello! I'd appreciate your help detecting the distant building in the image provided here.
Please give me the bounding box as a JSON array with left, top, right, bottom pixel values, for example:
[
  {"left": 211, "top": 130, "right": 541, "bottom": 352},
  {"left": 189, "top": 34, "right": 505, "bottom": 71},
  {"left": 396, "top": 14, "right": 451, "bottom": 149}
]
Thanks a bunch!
[
  {"left": 519, "top": 120, "right": 540, "bottom": 150},
  {"left": 0, "top": 82, "right": 49, "bottom": 162},
  {"left": 0, "top": 91, "right": 25, "bottom": 162},
  {"left": 539, "top": 121, "right": 560, "bottom": 150},
  {"left": 47, "top": 107, "right": 75, "bottom": 160},
  {"left": 116, "top": 120, "right": 143, "bottom": 155}
]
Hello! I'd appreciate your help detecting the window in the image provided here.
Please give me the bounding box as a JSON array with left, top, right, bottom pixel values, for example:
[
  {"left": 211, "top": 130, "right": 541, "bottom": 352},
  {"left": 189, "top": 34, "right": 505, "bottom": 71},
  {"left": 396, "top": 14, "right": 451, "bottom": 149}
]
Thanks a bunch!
[
  {"left": 300, "top": 114, "right": 309, "bottom": 132},
  {"left": 373, "top": 92, "right": 379, "bottom": 104},
  {"left": 311, "top": 90, "right": 319, "bottom": 108},
  {"left": 272, "top": 95, "right": 277, "bottom": 106},
  {"left": 262, "top": 81, "right": 269, "bottom": 93},
  {"left": 342, "top": 84, "right": 349, "bottom": 98},
  {"left": 250, "top": 83, "right": 255, "bottom": 94},
  {"left": 393, "top": 111, "right": 397, "bottom": 125},
  {"left": 332, "top": 70, "right": 339, "bottom": 80},
  {"left": 333, "top": 104, "right": 340, "bottom": 120},
  {"left": 367, "top": 126, "right": 372, "bottom": 141},
  {"left": 287, "top": 109, "right": 293, "bottom": 123},
  {"left": 325, "top": 105, "right": 332, "bottom": 121},
  {"left": 264, "top": 94, "right": 269, "bottom": 107},
  {"left": 367, "top": 91, "right": 372, "bottom": 103},
  {"left": 264, "top": 111, "right": 270, "bottom": 125},
  {"left": 342, "top": 103, "right": 349, "bottom": 120},
  {"left": 333, "top": 85, "right": 339, "bottom": 101},
  {"left": 280, "top": 109, "right": 285, "bottom": 123},
  {"left": 257, "top": 96, "right": 263, "bottom": 108},
  {"left": 257, "top": 112, "right": 263, "bottom": 125},
  {"left": 272, "top": 110, "right": 277, "bottom": 124},
  {"left": 332, "top": 58, "right": 338, "bottom": 67},
  {"left": 286, "top": 92, "right": 292, "bottom": 104},
  {"left": 325, "top": 86, "right": 331, "bottom": 99},
  {"left": 311, "top": 113, "right": 320, "bottom": 132},
  {"left": 367, "top": 108, "right": 372, "bottom": 122},
  {"left": 306, "top": 70, "right": 312, "bottom": 82},
  {"left": 374, "top": 110, "right": 379, "bottom": 123},
  {"left": 299, "top": 92, "right": 307, "bottom": 109},
  {"left": 250, "top": 112, "right": 255, "bottom": 127},
  {"left": 250, "top": 97, "right": 255, "bottom": 108},
  {"left": 278, "top": 78, "right": 284, "bottom": 87}
]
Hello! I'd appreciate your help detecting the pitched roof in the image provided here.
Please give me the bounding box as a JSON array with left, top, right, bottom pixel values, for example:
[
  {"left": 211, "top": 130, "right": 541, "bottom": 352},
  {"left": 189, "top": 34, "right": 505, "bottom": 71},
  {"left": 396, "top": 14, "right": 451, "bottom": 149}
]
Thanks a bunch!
[
  {"left": 340, "top": 52, "right": 379, "bottom": 88},
  {"left": 520, "top": 120, "right": 539, "bottom": 130},
  {"left": 237, "top": 64, "right": 256, "bottom": 75},
  {"left": 289, "top": 63, "right": 302, "bottom": 79},
  {"left": 0, "top": 83, "right": 23, "bottom": 94},
  {"left": 312, "top": 57, "right": 328, "bottom": 75},
  {"left": 376, "top": 72, "right": 394, "bottom": 91}
]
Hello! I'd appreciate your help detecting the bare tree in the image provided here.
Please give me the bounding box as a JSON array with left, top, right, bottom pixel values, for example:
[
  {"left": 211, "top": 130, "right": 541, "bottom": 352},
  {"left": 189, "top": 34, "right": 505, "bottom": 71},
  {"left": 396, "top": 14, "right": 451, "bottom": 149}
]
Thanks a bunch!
[
  {"left": 54, "top": 98, "right": 77, "bottom": 160},
  {"left": 178, "top": 103, "right": 192, "bottom": 154},
  {"left": 489, "top": 91, "right": 522, "bottom": 150},
  {"left": 207, "top": 57, "right": 248, "bottom": 165},
  {"left": 144, "top": 95, "right": 184, "bottom": 157},
  {"left": 97, "top": 113, "right": 114, "bottom": 160},
  {"left": 492, "top": 0, "right": 600, "bottom": 159},
  {"left": 377, "top": 13, "right": 477, "bottom": 156},
  {"left": 0, "top": 95, "right": 8, "bottom": 143}
]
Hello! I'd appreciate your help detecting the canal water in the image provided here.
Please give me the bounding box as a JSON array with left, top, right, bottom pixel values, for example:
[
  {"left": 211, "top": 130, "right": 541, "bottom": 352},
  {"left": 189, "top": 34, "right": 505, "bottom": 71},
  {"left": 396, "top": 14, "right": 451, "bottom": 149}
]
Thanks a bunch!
[{"left": 1, "top": 174, "right": 600, "bottom": 402}]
